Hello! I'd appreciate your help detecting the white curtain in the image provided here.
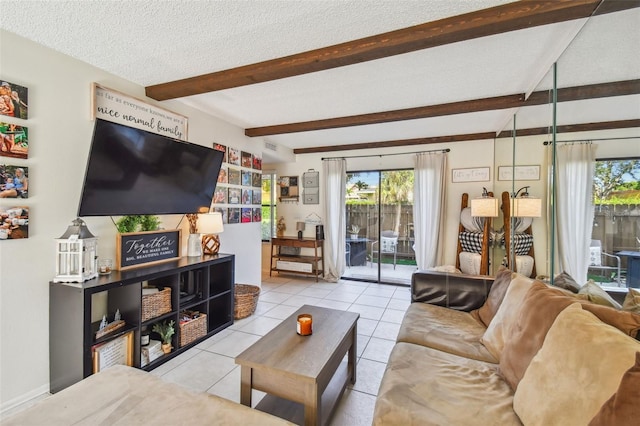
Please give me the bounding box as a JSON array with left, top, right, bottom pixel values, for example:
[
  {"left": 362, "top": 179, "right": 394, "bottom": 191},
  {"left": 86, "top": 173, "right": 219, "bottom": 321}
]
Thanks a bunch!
[
  {"left": 413, "top": 152, "right": 448, "bottom": 269},
  {"left": 555, "top": 142, "right": 596, "bottom": 284},
  {"left": 322, "top": 158, "right": 347, "bottom": 282}
]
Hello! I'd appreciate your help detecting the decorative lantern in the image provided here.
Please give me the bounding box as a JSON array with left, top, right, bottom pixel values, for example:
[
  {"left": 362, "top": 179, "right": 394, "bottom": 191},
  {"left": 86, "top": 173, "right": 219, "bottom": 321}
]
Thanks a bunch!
[{"left": 54, "top": 218, "right": 98, "bottom": 283}]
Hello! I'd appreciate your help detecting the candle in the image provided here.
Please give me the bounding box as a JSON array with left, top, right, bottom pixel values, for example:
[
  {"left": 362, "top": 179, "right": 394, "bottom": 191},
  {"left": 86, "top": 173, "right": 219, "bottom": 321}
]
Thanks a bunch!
[{"left": 297, "top": 314, "right": 312, "bottom": 336}]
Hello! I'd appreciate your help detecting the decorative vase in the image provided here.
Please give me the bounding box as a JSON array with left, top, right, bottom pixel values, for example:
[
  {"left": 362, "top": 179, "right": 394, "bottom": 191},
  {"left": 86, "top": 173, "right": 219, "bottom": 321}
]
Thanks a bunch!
[
  {"left": 350, "top": 234, "right": 358, "bottom": 240},
  {"left": 161, "top": 343, "right": 172, "bottom": 354},
  {"left": 187, "top": 233, "right": 202, "bottom": 257}
]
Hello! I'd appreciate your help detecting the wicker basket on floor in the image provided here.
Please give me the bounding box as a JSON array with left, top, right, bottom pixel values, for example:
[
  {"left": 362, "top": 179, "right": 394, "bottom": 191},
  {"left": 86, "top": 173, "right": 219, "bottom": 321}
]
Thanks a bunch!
[{"left": 234, "top": 284, "right": 260, "bottom": 319}]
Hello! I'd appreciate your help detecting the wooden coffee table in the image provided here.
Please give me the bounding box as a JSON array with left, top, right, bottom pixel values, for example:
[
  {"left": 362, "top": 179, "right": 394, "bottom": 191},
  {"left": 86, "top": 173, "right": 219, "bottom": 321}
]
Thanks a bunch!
[{"left": 235, "top": 305, "right": 359, "bottom": 426}]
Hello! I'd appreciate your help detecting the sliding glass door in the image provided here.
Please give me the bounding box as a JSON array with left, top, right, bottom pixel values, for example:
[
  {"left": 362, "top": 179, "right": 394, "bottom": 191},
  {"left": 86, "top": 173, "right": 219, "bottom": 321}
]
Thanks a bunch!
[{"left": 343, "top": 169, "right": 415, "bottom": 285}]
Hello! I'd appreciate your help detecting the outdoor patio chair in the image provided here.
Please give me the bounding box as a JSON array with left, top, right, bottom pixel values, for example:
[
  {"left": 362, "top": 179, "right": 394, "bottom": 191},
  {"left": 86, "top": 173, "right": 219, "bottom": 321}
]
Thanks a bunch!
[
  {"left": 588, "top": 239, "right": 621, "bottom": 285},
  {"left": 371, "top": 231, "right": 398, "bottom": 269}
]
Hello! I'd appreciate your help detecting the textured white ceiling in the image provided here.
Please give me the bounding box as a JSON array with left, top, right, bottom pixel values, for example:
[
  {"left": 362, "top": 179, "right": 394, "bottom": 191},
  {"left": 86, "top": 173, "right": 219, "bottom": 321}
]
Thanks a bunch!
[{"left": 0, "top": 0, "right": 637, "bottom": 158}]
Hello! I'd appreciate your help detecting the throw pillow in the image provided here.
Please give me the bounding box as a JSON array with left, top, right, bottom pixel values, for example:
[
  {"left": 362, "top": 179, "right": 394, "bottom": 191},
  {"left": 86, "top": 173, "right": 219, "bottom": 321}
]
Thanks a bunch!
[
  {"left": 471, "top": 266, "right": 512, "bottom": 327},
  {"left": 501, "top": 281, "right": 640, "bottom": 390},
  {"left": 622, "top": 288, "right": 640, "bottom": 314},
  {"left": 499, "top": 281, "right": 575, "bottom": 389},
  {"left": 589, "top": 352, "right": 640, "bottom": 426},
  {"left": 579, "top": 280, "right": 622, "bottom": 309},
  {"left": 513, "top": 304, "right": 640, "bottom": 426},
  {"left": 553, "top": 271, "right": 581, "bottom": 293},
  {"left": 480, "top": 272, "right": 534, "bottom": 359}
]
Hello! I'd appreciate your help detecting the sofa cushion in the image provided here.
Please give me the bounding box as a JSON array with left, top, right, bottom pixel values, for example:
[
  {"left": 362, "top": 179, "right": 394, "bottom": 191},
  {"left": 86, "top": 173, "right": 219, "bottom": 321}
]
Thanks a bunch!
[
  {"left": 623, "top": 288, "right": 640, "bottom": 314},
  {"left": 553, "top": 271, "right": 581, "bottom": 293},
  {"left": 397, "top": 302, "right": 497, "bottom": 363},
  {"left": 500, "top": 280, "right": 640, "bottom": 390},
  {"left": 579, "top": 279, "right": 622, "bottom": 309},
  {"left": 589, "top": 351, "right": 640, "bottom": 426},
  {"left": 373, "top": 342, "right": 521, "bottom": 426},
  {"left": 480, "top": 273, "right": 534, "bottom": 359},
  {"left": 3, "top": 365, "right": 293, "bottom": 426},
  {"left": 513, "top": 304, "right": 640, "bottom": 426},
  {"left": 471, "top": 267, "right": 512, "bottom": 327}
]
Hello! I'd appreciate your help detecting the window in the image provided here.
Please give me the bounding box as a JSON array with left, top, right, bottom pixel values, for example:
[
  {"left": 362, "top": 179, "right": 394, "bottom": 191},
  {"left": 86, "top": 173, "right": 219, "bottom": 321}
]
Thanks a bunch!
[{"left": 590, "top": 158, "right": 640, "bottom": 286}]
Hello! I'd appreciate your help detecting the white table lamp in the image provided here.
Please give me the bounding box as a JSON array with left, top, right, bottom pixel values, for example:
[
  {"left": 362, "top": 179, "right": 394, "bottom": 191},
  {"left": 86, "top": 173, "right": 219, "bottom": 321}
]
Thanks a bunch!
[{"left": 200, "top": 212, "right": 224, "bottom": 255}]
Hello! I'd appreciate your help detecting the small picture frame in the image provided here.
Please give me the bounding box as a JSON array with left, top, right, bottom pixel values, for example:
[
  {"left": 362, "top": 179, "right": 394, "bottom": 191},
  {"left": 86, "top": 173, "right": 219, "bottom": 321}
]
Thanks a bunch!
[
  {"left": 228, "top": 147, "right": 240, "bottom": 166},
  {"left": 252, "top": 208, "right": 262, "bottom": 222},
  {"left": 241, "top": 151, "right": 253, "bottom": 168},
  {"left": 213, "top": 143, "right": 227, "bottom": 163},
  {"left": 498, "top": 165, "right": 541, "bottom": 181},
  {"left": 217, "top": 164, "right": 228, "bottom": 183},
  {"left": 1, "top": 123, "right": 28, "bottom": 159},
  {"left": 451, "top": 167, "right": 490, "bottom": 183},
  {"left": 92, "top": 331, "right": 134, "bottom": 373},
  {"left": 0, "top": 80, "right": 29, "bottom": 120},
  {"left": 228, "top": 188, "right": 241, "bottom": 204},
  {"left": 242, "top": 189, "right": 252, "bottom": 205},
  {"left": 228, "top": 208, "right": 240, "bottom": 224},
  {"left": 241, "top": 208, "right": 252, "bottom": 223},
  {"left": 213, "top": 187, "right": 227, "bottom": 204},
  {"left": 228, "top": 168, "right": 241, "bottom": 185}
]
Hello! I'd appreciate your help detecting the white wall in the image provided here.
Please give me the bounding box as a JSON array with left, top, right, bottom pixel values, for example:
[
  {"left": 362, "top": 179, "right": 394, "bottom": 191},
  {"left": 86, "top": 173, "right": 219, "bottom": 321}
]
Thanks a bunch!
[{"left": 0, "top": 30, "right": 262, "bottom": 410}]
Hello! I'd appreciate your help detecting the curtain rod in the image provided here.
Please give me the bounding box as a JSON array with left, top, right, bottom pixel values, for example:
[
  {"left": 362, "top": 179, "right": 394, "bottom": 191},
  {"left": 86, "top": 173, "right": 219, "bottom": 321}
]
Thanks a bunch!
[
  {"left": 543, "top": 136, "right": 638, "bottom": 145},
  {"left": 321, "top": 148, "right": 450, "bottom": 161}
]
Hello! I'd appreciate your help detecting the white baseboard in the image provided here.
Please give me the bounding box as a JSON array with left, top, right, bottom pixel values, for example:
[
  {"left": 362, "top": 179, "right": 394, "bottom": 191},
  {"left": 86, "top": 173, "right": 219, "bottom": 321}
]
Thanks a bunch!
[{"left": 0, "top": 384, "right": 50, "bottom": 419}]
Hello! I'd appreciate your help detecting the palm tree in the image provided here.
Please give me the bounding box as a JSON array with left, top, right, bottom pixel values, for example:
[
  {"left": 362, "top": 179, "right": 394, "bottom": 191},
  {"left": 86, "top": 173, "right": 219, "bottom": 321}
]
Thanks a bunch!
[{"left": 380, "top": 171, "right": 414, "bottom": 232}]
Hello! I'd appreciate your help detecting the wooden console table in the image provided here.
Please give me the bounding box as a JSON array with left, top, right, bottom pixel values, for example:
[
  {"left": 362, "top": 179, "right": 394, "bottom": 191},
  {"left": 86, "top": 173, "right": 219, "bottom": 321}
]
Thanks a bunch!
[{"left": 270, "top": 237, "right": 324, "bottom": 281}]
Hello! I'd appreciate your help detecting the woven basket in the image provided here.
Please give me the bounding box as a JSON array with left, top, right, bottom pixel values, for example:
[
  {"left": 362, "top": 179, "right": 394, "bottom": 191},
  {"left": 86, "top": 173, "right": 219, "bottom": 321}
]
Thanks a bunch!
[
  {"left": 179, "top": 313, "right": 207, "bottom": 347},
  {"left": 234, "top": 284, "right": 260, "bottom": 319},
  {"left": 141, "top": 287, "right": 172, "bottom": 322}
]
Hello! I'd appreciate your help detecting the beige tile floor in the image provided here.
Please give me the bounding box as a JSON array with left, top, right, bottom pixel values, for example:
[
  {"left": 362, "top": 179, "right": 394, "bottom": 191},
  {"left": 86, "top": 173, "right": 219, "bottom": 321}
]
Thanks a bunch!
[{"left": 152, "top": 273, "right": 411, "bottom": 426}]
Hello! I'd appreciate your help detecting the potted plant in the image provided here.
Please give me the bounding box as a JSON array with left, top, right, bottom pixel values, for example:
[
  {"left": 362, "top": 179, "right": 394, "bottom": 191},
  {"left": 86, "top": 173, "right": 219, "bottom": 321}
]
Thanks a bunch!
[
  {"left": 152, "top": 320, "right": 175, "bottom": 354},
  {"left": 349, "top": 224, "right": 360, "bottom": 240},
  {"left": 116, "top": 215, "right": 161, "bottom": 233}
]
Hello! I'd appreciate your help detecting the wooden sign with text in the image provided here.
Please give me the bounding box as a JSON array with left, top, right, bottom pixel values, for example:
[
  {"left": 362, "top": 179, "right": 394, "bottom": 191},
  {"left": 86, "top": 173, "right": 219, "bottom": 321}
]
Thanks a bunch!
[
  {"left": 116, "top": 230, "right": 182, "bottom": 270},
  {"left": 92, "top": 83, "right": 188, "bottom": 140}
]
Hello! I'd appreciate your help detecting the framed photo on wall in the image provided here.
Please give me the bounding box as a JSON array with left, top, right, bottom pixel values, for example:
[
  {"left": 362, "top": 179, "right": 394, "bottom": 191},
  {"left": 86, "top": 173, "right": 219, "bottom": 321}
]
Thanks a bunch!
[
  {"left": 0, "top": 80, "right": 28, "bottom": 120},
  {"left": 1, "top": 164, "right": 28, "bottom": 198},
  {"left": 0, "top": 123, "right": 28, "bottom": 159}
]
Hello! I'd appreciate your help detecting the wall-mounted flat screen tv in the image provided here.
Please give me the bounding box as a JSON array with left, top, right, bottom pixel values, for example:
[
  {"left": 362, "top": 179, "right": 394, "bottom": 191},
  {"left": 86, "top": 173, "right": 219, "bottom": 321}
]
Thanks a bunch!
[{"left": 78, "top": 119, "right": 223, "bottom": 216}]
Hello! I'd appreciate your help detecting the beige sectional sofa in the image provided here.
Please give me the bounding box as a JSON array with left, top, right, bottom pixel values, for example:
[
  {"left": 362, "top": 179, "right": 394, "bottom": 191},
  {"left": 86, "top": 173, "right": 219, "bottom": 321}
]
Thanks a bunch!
[
  {"left": 373, "top": 269, "right": 640, "bottom": 425},
  {"left": 3, "top": 365, "right": 293, "bottom": 425}
]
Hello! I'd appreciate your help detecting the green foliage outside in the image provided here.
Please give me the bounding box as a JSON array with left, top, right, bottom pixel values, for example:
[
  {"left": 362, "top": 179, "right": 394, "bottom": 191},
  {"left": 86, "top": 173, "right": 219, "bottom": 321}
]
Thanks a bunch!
[{"left": 593, "top": 160, "right": 640, "bottom": 205}]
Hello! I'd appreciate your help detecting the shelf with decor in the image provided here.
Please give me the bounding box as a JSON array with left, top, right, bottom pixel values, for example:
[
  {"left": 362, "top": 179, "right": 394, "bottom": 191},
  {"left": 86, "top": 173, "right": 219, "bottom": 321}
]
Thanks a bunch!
[
  {"left": 270, "top": 237, "right": 324, "bottom": 282},
  {"left": 49, "top": 254, "right": 235, "bottom": 393}
]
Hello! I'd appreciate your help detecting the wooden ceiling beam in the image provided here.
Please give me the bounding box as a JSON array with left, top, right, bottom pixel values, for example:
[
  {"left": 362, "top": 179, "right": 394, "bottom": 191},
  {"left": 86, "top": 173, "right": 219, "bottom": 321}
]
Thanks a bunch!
[
  {"left": 146, "top": 0, "right": 603, "bottom": 101},
  {"left": 247, "top": 79, "right": 640, "bottom": 136},
  {"left": 246, "top": 94, "right": 526, "bottom": 137},
  {"left": 496, "top": 118, "right": 640, "bottom": 138},
  {"left": 293, "top": 132, "right": 497, "bottom": 154},
  {"left": 293, "top": 119, "right": 640, "bottom": 154}
]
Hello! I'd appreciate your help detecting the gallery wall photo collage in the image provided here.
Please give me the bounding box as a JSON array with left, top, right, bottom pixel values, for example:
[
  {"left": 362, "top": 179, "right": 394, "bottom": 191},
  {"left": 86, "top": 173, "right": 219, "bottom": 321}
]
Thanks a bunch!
[
  {"left": 212, "top": 143, "right": 262, "bottom": 225},
  {"left": 0, "top": 78, "right": 29, "bottom": 240}
]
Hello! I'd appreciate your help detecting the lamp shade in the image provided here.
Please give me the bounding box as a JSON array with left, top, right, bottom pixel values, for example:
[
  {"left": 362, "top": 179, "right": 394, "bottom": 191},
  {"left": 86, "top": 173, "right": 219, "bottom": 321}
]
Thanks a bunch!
[
  {"left": 199, "top": 212, "right": 224, "bottom": 234},
  {"left": 470, "top": 197, "right": 499, "bottom": 217},
  {"left": 296, "top": 221, "right": 306, "bottom": 231},
  {"left": 512, "top": 197, "right": 542, "bottom": 218}
]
